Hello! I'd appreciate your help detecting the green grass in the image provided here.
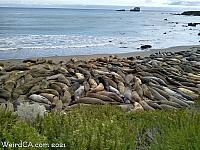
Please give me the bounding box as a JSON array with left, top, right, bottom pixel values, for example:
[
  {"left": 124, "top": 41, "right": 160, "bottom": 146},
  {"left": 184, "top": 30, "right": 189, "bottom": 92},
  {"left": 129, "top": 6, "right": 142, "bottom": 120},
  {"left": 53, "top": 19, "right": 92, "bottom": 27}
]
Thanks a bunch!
[{"left": 0, "top": 105, "right": 200, "bottom": 149}]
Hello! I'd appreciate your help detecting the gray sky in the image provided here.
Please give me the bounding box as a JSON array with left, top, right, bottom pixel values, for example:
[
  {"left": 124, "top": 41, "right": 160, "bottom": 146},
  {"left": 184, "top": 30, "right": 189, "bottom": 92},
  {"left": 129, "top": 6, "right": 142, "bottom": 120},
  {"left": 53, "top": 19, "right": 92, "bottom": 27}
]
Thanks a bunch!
[{"left": 0, "top": 0, "right": 200, "bottom": 7}]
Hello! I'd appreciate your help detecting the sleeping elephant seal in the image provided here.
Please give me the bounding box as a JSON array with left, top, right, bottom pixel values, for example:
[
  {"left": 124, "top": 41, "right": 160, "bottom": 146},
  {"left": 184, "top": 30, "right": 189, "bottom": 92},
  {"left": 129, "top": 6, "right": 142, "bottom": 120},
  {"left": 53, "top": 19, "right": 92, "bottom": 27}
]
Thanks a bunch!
[
  {"left": 142, "top": 84, "right": 154, "bottom": 99},
  {"left": 71, "top": 97, "right": 107, "bottom": 105},
  {"left": 132, "top": 91, "right": 142, "bottom": 103},
  {"left": 139, "top": 100, "right": 155, "bottom": 111},
  {"left": 86, "top": 92, "right": 115, "bottom": 102},
  {"left": 29, "top": 94, "right": 51, "bottom": 105},
  {"left": 97, "top": 91, "right": 123, "bottom": 103},
  {"left": 124, "top": 88, "right": 132, "bottom": 104},
  {"left": 74, "top": 86, "right": 85, "bottom": 100},
  {"left": 118, "top": 81, "right": 125, "bottom": 95}
]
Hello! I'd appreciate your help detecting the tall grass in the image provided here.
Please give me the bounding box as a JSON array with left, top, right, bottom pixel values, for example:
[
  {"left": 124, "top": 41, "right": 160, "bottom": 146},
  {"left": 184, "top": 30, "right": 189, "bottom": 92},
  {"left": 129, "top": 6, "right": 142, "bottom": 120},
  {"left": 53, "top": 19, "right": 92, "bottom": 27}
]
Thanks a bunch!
[{"left": 0, "top": 105, "right": 200, "bottom": 149}]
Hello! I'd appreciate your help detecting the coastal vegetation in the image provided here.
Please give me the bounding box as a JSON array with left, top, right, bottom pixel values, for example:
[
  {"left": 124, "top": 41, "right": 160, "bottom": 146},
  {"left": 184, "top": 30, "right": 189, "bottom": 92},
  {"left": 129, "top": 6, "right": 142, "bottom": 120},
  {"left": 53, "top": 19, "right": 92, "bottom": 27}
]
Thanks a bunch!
[{"left": 0, "top": 105, "right": 200, "bottom": 149}]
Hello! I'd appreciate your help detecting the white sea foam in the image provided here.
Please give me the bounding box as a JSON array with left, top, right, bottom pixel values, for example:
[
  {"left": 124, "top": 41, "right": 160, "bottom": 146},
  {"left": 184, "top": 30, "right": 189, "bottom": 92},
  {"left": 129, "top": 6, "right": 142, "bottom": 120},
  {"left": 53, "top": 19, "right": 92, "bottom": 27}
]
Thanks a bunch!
[{"left": 0, "top": 34, "right": 136, "bottom": 51}]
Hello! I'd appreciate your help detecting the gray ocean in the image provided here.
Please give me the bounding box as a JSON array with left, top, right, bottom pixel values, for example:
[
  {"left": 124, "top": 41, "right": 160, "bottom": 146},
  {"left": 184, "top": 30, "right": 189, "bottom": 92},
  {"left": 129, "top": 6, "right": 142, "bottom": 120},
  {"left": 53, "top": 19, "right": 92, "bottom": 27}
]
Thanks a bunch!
[{"left": 0, "top": 7, "right": 200, "bottom": 59}]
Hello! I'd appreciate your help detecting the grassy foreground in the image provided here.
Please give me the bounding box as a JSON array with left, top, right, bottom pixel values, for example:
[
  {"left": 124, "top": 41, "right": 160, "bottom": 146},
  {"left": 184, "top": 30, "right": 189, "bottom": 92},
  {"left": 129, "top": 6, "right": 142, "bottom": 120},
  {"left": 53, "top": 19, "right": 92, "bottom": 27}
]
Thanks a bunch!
[{"left": 0, "top": 105, "right": 200, "bottom": 150}]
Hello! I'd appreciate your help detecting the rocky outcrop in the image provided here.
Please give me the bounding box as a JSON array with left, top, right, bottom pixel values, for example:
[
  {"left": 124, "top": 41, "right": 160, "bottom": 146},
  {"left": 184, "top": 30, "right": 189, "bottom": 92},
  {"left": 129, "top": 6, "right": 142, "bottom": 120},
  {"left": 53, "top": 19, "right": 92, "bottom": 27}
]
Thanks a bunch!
[
  {"left": 130, "top": 7, "right": 140, "bottom": 12},
  {"left": 116, "top": 9, "right": 126, "bottom": 11},
  {"left": 140, "top": 45, "right": 152, "bottom": 50},
  {"left": 188, "top": 23, "right": 200, "bottom": 27},
  {"left": 181, "top": 11, "right": 200, "bottom": 16}
]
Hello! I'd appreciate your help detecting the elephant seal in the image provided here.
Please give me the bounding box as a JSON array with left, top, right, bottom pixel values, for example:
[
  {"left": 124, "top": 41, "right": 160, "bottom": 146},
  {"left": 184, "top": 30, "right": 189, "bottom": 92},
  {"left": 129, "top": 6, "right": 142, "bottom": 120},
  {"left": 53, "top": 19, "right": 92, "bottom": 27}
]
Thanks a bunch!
[
  {"left": 182, "top": 86, "right": 200, "bottom": 94},
  {"left": 166, "top": 77, "right": 182, "bottom": 86},
  {"left": 125, "top": 74, "right": 134, "bottom": 84},
  {"left": 143, "top": 76, "right": 167, "bottom": 86},
  {"left": 104, "top": 76, "right": 118, "bottom": 89},
  {"left": 178, "top": 88, "right": 199, "bottom": 99},
  {"left": 139, "top": 100, "right": 155, "bottom": 111},
  {"left": 89, "top": 78, "right": 98, "bottom": 88},
  {"left": 83, "top": 81, "right": 90, "bottom": 92},
  {"left": 39, "top": 80, "right": 49, "bottom": 90},
  {"left": 152, "top": 87, "right": 170, "bottom": 99},
  {"left": 149, "top": 88, "right": 167, "bottom": 101},
  {"left": 52, "top": 100, "right": 63, "bottom": 112},
  {"left": 75, "top": 73, "right": 85, "bottom": 80},
  {"left": 77, "top": 67, "right": 91, "bottom": 79},
  {"left": 118, "top": 81, "right": 125, "bottom": 95},
  {"left": 154, "top": 100, "right": 182, "bottom": 108},
  {"left": 49, "top": 83, "right": 62, "bottom": 94},
  {"left": 58, "top": 75, "right": 71, "bottom": 86},
  {"left": 29, "top": 94, "right": 51, "bottom": 105},
  {"left": 160, "top": 104, "right": 176, "bottom": 110},
  {"left": 132, "top": 91, "right": 142, "bottom": 103},
  {"left": 40, "top": 93, "right": 59, "bottom": 103},
  {"left": 24, "top": 74, "right": 33, "bottom": 82},
  {"left": 141, "top": 84, "right": 154, "bottom": 99},
  {"left": 97, "top": 91, "right": 123, "bottom": 103},
  {"left": 133, "top": 102, "right": 144, "bottom": 112},
  {"left": 124, "top": 88, "right": 132, "bottom": 104},
  {"left": 134, "top": 82, "right": 143, "bottom": 98},
  {"left": 71, "top": 97, "right": 107, "bottom": 105},
  {"left": 145, "top": 100, "right": 162, "bottom": 110},
  {"left": 97, "top": 76, "right": 110, "bottom": 91},
  {"left": 74, "top": 86, "right": 85, "bottom": 100},
  {"left": 58, "top": 67, "right": 69, "bottom": 74},
  {"left": 180, "top": 82, "right": 196, "bottom": 87},
  {"left": 133, "top": 76, "right": 142, "bottom": 85},
  {"left": 168, "top": 90, "right": 191, "bottom": 102},
  {"left": 86, "top": 93, "right": 115, "bottom": 102},
  {"left": 109, "top": 86, "right": 121, "bottom": 96},
  {"left": 90, "top": 83, "right": 104, "bottom": 93},
  {"left": 50, "top": 81, "right": 69, "bottom": 92},
  {"left": 0, "top": 66, "right": 3, "bottom": 71},
  {"left": 71, "top": 82, "right": 81, "bottom": 92},
  {"left": 187, "top": 73, "right": 200, "bottom": 80},
  {"left": 62, "top": 90, "right": 72, "bottom": 105},
  {"left": 169, "top": 96, "right": 190, "bottom": 107},
  {"left": 5, "top": 65, "right": 30, "bottom": 72},
  {"left": 4, "top": 80, "right": 15, "bottom": 92}
]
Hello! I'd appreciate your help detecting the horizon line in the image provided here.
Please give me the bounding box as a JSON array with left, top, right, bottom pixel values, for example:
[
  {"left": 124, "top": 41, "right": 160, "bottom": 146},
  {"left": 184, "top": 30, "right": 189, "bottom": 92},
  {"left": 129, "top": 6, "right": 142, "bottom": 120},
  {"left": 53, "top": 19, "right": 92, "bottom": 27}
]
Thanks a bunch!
[{"left": 0, "top": 4, "right": 200, "bottom": 9}]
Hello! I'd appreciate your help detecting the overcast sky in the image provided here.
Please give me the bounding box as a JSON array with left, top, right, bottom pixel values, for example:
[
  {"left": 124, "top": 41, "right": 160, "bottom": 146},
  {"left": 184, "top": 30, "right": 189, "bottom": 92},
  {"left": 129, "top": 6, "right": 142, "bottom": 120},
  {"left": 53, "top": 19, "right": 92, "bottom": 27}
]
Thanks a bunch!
[{"left": 1, "top": 0, "right": 200, "bottom": 7}]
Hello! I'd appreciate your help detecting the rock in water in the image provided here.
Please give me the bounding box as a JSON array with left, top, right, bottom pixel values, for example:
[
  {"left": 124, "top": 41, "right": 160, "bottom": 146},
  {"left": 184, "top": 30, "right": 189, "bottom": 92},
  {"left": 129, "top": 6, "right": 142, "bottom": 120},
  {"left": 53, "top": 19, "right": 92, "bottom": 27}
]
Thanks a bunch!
[
  {"left": 181, "top": 11, "right": 200, "bottom": 16},
  {"left": 141, "top": 45, "right": 152, "bottom": 50}
]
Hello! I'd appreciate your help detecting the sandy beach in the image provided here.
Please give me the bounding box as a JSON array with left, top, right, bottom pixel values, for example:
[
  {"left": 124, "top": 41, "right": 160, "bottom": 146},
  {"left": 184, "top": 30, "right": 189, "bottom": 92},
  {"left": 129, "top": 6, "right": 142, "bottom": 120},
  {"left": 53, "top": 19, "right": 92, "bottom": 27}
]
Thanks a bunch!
[
  {"left": 1, "top": 4, "right": 200, "bottom": 149},
  {"left": 1, "top": 45, "right": 200, "bottom": 65}
]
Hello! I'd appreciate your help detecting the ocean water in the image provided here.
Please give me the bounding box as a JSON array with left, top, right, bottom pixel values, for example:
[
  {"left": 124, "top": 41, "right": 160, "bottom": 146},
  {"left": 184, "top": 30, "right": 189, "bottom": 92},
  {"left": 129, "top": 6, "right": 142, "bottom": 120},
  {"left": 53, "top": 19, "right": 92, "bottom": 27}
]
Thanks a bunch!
[{"left": 0, "top": 7, "right": 200, "bottom": 59}]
